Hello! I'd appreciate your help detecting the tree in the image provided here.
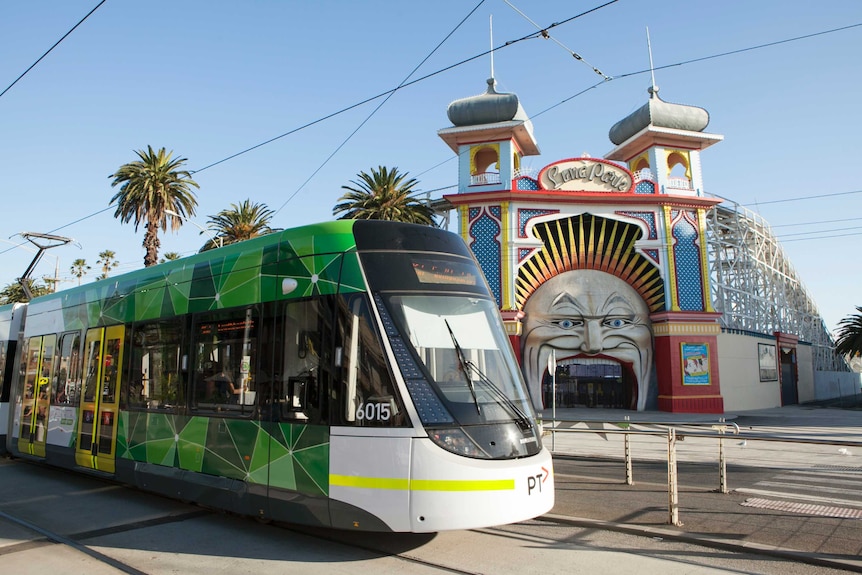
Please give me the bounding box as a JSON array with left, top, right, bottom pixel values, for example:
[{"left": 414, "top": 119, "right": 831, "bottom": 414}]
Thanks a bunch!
[
  {"left": 835, "top": 307, "right": 862, "bottom": 359},
  {"left": 109, "top": 146, "right": 199, "bottom": 267},
  {"left": 96, "top": 250, "right": 119, "bottom": 280},
  {"left": 0, "top": 280, "right": 51, "bottom": 304},
  {"left": 159, "top": 252, "right": 182, "bottom": 264},
  {"left": 333, "top": 166, "right": 437, "bottom": 226},
  {"left": 202, "top": 199, "right": 275, "bottom": 251},
  {"left": 70, "top": 259, "right": 91, "bottom": 285}
]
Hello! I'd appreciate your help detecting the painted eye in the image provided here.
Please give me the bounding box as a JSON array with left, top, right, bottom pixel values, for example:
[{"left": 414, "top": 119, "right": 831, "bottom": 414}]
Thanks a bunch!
[
  {"left": 554, "top": 319, "right": 579, "bottom": 329},
  {"left": 604, "top": 318, "right": 632, "bottom": 328}
]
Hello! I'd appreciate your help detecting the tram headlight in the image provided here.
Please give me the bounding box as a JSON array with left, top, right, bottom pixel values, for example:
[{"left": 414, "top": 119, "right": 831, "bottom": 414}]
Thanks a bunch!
[{"left": 428, "top": 428, "right": 487, "bottom": 458}]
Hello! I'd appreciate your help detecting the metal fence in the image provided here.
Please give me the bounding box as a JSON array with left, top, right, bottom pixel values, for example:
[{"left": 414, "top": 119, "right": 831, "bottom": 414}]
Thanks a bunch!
[{"left": 543, "top": 417, "right": 862, "bottom": 526}]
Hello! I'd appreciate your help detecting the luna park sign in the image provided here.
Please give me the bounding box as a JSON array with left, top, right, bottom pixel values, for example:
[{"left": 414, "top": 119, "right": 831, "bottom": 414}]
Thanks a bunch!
[{"left": 539, "top": 158, "right": 632, "bottom": 193}]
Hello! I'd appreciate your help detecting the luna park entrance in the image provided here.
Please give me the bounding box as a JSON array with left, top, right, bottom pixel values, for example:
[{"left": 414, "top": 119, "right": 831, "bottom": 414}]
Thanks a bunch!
[{"left": 543, "top": 361, "right": 631, "bottom": 409}]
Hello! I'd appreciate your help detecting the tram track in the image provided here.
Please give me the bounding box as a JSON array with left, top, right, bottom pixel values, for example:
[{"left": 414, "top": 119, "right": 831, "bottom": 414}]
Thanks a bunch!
[{"left": 0, "top": 508, "right": 209, "bottom": 575}]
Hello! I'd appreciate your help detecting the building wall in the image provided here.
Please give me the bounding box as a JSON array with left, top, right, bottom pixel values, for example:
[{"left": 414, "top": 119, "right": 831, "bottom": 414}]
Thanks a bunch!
[
  {"left": 715, "top": 332, "right": 781, "bottom": 411},
  {"left": 796, "top": 343, "right": 815, "bottom": 403},
  {"left": 813, "top": 370, "right": 862, "bottom": 402}
]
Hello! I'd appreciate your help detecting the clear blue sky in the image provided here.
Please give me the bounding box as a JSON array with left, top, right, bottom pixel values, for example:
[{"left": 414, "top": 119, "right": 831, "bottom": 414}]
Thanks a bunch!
[{"left": 1, "top": 1, "right": 860, "bottom": 333}]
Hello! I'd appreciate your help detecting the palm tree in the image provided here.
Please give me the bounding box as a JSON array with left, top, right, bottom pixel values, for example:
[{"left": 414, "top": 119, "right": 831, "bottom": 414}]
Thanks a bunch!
[
  {"left": 70, "top": 259, "right": 91, "bottom": 285},
  {"left": 96, "top": 250, "right": 119, "bottom": 280},
  {"left": 109, "top": 146, "right": 199, "bottom": 267},
  {"left": 333, "top": 166, "right": 437, "bottom": 226},
  {"left": 0, "top": 280, "right": 51, "bottom": 304},
  {"left": 202, "top": 199, "right": 275, "bottom": 251},
  {"left": 159, "top": 252, "right": 182, "bottom": 264},
  {"left": 835, "top": 307, "right": 862, "bottom": 359}
]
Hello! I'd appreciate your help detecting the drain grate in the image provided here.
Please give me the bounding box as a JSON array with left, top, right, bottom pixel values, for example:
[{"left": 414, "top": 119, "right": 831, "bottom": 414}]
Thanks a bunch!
[
  {"left": 812, "top": 465, "right": 862, "bottom": 473},
  {"left": 741, "top": 497, "right": 862, "bottom": 519}
]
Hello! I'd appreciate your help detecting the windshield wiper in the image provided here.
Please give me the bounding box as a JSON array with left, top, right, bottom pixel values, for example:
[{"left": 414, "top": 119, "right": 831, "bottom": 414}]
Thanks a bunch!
[
  {"left": 463, "top": 360, "right": 533, "bottom": 430},
  {"left": 444, "top": 319, "right": 481, "bottom": 415}
]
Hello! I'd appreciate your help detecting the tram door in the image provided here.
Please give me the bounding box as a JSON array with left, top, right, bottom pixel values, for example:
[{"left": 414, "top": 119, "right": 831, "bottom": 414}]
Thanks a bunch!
[
  {"left": 75, "top": 326, "right": 124, "bottom": 473},
  {"left": 17, "top": 334, "right": 56, "bottom": 457}
]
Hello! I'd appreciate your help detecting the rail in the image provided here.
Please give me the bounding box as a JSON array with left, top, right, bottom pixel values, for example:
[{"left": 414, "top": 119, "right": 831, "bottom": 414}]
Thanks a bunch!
[{"left": 542, "top": 418, "right": 862, "bottom": 526}]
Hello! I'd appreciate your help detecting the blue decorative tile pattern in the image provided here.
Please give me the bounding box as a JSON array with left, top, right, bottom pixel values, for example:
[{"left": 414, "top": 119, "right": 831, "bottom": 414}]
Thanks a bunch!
[
  {"left": 672, "top": 212, "right": 704, "bottom": 310},
  {"left": 470, "top": 208, "right": 502, "bottom": 306},
  {"left": 518, "top": 247, "right": 537, "bottom": 262},
  {"left": 644, "top": 248, "right": 660, "bottom": 264},
  {"left": 518, "top": 208, "right": 559, "bottom": 237},
  {"left": 635, "top": 180, "right": 656, "bottom": 194},
  {"left": 516, "top": 177, "right": 540, "bottom": 190},
  {"left": 616, "top": 211, "right": 658, "bottom": 240}
]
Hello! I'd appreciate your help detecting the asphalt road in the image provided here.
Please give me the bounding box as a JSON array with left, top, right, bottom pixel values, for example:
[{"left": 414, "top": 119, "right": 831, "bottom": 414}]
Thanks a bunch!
[{"left": 0, "top": 456, "right": 852, "bottom": 575}]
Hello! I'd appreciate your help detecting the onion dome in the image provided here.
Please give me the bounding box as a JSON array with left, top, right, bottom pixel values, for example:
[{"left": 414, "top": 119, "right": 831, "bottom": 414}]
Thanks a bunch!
[
  {"left": 447, "top": 78, "right": 530, "bottom": 126},
  {"left": 609, "top": 86, "right": 710, "bottom": 145}
]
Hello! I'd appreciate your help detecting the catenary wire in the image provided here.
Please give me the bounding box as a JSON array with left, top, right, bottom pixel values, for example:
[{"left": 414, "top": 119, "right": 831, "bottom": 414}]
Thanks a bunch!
[
  {"left": 191, "top": 1, "right": 619, "bottom": 175},
  {"left": 0, "top": 0, "right": 108, "bottom": 100},
  {"left": 272, "top": 0, "right": 487, "bottom": 217},
  {"left": 1, "top": 14, "right": 857, "bottom": 260},
  {"left": 503, "top": 0, "right": 610, "bottom": 80},
  {"left": 743, "top": 189, "right": 862, "bottom": 206}
]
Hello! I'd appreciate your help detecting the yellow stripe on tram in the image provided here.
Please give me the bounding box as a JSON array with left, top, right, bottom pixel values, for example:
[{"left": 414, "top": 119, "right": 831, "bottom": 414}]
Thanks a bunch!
[{"left": 329, "top": 474, "right": 514, "bottom": 492}]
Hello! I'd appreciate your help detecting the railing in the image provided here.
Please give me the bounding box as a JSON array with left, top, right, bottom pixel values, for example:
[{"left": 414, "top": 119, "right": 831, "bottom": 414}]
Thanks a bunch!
[
  {"left": 470, "top": 172, "right": 501, "bottom": 186},
  {"left": 633, "top": 168, "right": 655, "bottom": 182},
  {"left": 666, "top": 176, "right": 692, "bottom": 190},
  {"left": 542, "top": 418, "right": 862, "bottom": 526}
]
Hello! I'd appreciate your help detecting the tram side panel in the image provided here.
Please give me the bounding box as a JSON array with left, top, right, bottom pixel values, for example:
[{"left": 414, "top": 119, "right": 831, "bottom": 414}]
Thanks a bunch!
[{"left": 0, "top": 303, "right": 26, "bottom": 454}]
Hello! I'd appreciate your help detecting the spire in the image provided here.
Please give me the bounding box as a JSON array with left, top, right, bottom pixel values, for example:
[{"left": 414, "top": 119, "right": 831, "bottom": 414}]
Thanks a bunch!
[
  {"left": 646, "top": 27, "right": 658, "bottom": 97},
  {"left": 490, "top": 14, "right": 495, "bottom": 80}
]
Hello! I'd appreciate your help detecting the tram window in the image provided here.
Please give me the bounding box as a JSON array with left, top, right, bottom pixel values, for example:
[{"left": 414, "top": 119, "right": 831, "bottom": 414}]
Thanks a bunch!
[
  {"left": 54, "top": 332, "right": 81, "bottom": 406},
  {"left": 37, "top": 334, "right": 56, "bottom": 421},
  {"left": 191, "top": 307, "right": 258, "bottom": 415},
  {"left": 0, "top": 340, "right": 7, "bottom": 394},
  {"left": 333, "top": 294, "right": 407, "bottom": 428},
  {"left": 276, "top": 299, "right": 330, "bottom": 423},
  {"left": 129, "top": 320, "right": 185, "bottom": 411}
]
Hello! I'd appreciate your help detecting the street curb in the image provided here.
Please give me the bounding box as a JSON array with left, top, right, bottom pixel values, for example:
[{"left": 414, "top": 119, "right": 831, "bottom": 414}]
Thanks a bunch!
[{"left": 539, "top": 513, "right": 862, "bottom": 573}]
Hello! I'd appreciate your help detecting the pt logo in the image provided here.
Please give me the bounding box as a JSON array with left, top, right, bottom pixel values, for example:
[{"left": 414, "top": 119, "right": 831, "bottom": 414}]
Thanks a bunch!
[{"left": 527, "top": 466, "right": 550, "bottom": 495}]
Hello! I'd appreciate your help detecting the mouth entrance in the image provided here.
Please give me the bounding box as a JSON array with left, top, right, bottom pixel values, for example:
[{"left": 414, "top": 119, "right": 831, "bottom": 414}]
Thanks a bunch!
[{"left": 543, "top": 356, "right": 637, "bottom": 410}]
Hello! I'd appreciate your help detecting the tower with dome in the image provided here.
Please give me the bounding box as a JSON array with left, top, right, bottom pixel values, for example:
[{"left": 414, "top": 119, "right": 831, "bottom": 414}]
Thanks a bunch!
[{"left": 437, "top": 73, "right": 857, "bottom": 413}]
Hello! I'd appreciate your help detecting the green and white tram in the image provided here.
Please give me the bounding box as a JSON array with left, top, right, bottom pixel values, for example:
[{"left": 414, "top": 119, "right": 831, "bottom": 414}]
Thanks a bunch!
[
  {"left": 0, "top": 303, "right": 25, "bottom": 453},
  {"left": 4, "top": 220, "right": 554, "bottom": 531}
]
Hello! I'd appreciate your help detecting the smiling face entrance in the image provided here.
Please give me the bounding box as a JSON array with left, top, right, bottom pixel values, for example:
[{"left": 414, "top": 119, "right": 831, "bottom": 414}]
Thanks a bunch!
[{"left": 521, "top": 269, "right": 654, "bottom": 411}]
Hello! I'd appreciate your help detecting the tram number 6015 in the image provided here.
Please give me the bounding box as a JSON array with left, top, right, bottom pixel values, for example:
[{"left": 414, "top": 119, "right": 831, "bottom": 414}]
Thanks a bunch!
[{"left": 356, "top": 402, "right": 391, "bottom": 422}]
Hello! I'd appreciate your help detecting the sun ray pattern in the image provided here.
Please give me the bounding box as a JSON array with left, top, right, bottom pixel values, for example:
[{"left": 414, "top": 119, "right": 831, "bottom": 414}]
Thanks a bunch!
[{"left": 515, "top": 213, "right": 665, "bottom": 312}]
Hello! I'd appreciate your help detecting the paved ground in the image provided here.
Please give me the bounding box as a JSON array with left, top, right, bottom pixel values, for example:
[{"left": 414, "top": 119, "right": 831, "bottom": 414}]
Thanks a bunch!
[{"left": 540, "top": 402, "right": 862, "bottom": 572}]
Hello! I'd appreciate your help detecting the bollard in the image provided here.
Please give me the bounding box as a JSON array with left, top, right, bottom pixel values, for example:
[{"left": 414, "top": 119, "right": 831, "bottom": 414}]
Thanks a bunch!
[
  {"left": 718, "top": 418, "right": 728, "bottom": 494},
  {"left": 624, "top": 415, "right": 633, "bottom": 485},
  {"left": 667, "top": 428, "right": 681, "bottom": 526}
]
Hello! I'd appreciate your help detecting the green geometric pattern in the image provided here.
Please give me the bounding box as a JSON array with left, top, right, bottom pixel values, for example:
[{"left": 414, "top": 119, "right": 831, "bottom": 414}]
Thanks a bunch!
[
  {"left": 118, "top": 412, "right": 330, "bottom": 496},
  {"left": 37, "top": 221, "right": 363, "bottom": 329}
]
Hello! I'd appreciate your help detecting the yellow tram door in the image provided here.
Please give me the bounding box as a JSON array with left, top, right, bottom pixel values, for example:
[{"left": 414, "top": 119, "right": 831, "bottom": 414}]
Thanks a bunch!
[
  {"left": 75, "top": 326, "right": 124, "bottom": 473},
  {"left": 18, "top": 334, "right": 56, "bottom": 458}
]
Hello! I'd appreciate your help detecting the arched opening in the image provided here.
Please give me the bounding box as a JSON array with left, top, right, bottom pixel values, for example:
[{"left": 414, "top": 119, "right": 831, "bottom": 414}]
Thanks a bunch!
[
  {"left": 474, "top": 147, "right": 498, "bottom": 173},
  {"left": 471, "top": 145, "right": 500, "bottom": 185},
  {"left": 666, "top": 151, "right": 692, "bottom": 190}
]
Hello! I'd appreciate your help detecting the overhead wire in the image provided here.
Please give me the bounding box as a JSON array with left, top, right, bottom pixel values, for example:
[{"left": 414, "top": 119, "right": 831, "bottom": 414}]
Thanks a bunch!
[
  {"left": 272, "top": 0, "right": 488, "bottom": 217},
  {"left": 2, "top": 11, "right": 859, "bottom": 259},
  {"left": 0, "top": 0, "right": 108, "bottom": 100},
  {"left": 192, "top": 0, "right": 620, "bottom": 175},
  {"left": 502, "top": 0, "right": 610, "bottom": 80}
]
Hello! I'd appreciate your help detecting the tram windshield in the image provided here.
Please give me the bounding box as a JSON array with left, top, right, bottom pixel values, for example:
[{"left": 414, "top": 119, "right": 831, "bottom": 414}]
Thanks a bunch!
[
  {"left": 385, "top": 294, "right": 539, "bottom": 457},
  {"left": 389, "top": 295, "right": 530, "bottom": 420},
  {"left": 357, "top": 243, "right": 541, "bottom": 459}
]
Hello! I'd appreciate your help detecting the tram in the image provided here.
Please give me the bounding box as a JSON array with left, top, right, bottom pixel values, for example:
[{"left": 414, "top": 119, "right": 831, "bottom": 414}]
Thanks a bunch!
[
  {"left": 2, "top": 220, "right": 554, "bottom": 532},
  {"left": 0, "top": 303, "right": 25, "bottom": 453}
]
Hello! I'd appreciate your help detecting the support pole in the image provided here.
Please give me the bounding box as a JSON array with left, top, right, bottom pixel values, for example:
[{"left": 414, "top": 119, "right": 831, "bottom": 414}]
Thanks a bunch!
[
  {"left": 718, "top": 417, "right": 728, "bottom": 494},
  {"left": 667, "top": 428, "right": 681, "bottom": 526},
  {"left": 624, "top": 415, "right": 633, "bottom": 485}
]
